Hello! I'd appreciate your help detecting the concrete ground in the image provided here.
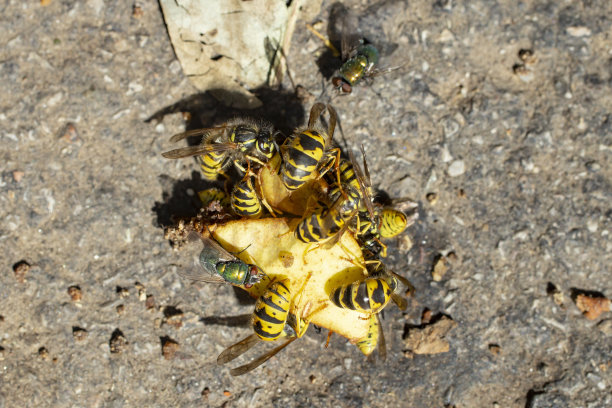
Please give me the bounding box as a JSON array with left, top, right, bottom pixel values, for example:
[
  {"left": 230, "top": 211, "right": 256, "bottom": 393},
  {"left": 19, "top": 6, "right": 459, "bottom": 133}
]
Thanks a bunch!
[{"left": 1, "top": 0, "right": 611, "bottom": 407}]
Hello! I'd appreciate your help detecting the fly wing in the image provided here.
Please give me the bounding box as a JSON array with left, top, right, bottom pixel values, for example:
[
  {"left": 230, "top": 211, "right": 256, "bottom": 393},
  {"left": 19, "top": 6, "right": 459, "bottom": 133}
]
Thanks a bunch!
[
  {"left": 172, "top": 233, "right": 232, "bottom": 283},
  {"left": 201, "top": 236, "right": 239, "bottom": 263},
  {"left": 329, "top": 3, "right": 362, "bottom": 61},
  {"left": 176, "top": 269, "right": 227, "bottom": 284}
]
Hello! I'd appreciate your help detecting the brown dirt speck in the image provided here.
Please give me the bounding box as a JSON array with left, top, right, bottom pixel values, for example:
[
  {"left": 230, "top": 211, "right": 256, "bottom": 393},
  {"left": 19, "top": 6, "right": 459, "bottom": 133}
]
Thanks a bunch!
[
  {"left": 67, "top": 286, "right": 82, "bottom": 302},
  {"left": 161, "top": 336, "right": 179, "bottom": 360},
  {"left": 109, "top": 329, "right": 128, "bottom": 354},
  {"left": 72, "top": 327, "right": 88, "bottom": 342}
]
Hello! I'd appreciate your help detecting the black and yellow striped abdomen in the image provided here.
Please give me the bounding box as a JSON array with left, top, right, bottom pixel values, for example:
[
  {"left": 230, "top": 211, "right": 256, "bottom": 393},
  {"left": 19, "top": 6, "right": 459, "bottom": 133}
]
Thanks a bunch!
[
  {"left": 296, "top": 205, "right": 343, "bottom": 243},
  {"left": 356, "top": 314, "right": 380, "bottom": 356},
  {"left": 281, "top": 130, "right": 326, "bottom": 190},
  {"left": 379, "top": 209, "right": 408, "bottom": 238},
  {"left": 336, "top": 159, "right": 360, "bottom": 192},
  {"left": 231, "top": 177, "right": 262, "bottom": 218},
  {"left": 252, "top": 280, "right": 291, "bottom": 341},
  {"left": 330, "top": 277, "right": 394, "bottom": 314},
  {"left": 296, "top": 185, "right": 360, "bottom": 243},
  {"left": 198, "top": 150, "right": 228, "bottom": 180}
]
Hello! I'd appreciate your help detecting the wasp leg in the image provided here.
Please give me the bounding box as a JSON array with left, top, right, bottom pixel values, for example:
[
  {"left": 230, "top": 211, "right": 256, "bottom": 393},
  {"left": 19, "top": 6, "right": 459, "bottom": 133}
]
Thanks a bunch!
[{"left": 305, "top": 23, "right": 340, "bottom": 57}]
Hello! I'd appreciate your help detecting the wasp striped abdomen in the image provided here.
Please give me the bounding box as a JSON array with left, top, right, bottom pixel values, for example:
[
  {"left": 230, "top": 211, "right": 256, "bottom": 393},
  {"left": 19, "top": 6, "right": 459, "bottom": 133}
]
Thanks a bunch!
[
  {"left": 281, "top": 130, "right": 327, "bottom": 190},
  {"left": 252, "top": 280, "right": 292, "bottom": 341},
  {"left": 356, "top": 313, "right": 380, "bottom": 356},
  {"left": 197, "top": 150, "right": 228, "bottom": 180},
  {"left": 379, "top": 208, "right": 408, "bottom": 238},
  {"left": 330, "top": 276, "right": 395, "bottom": 314},
  {"left": 231, "top": 176, "right": 262, "bottom": 218},
  {"left": 296, "top": 184, "right": 361, "bottom": 243}
]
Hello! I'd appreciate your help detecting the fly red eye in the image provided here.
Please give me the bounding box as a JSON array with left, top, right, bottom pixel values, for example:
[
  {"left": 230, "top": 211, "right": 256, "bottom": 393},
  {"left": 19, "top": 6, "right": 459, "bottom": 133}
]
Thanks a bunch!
[{"left": 342, "top": 83, "right": 352, "bottom": 94}]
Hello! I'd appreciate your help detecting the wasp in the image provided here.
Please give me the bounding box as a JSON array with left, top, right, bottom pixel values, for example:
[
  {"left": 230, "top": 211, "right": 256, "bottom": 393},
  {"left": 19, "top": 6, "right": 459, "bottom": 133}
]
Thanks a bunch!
[
  {"left": 298, "top": 147, "right": 378, "bottom": 247},
  {"left": 217, "top": 274, "right": 325, "bottom": 375},
  {"left": 280, "top": 103, "right": 342, "bottom": 191},
  {"left": 333, "top": 147, "right": 416, "bottom": 256},
  {"left": 162, "top": 118, "right": 278, "bottom": 180},
  {"left": 329, "top": 253, "right": 411, "bottom": 316},
  {"left": 177, "top": 235, "right": 264, "bottom": 289}
]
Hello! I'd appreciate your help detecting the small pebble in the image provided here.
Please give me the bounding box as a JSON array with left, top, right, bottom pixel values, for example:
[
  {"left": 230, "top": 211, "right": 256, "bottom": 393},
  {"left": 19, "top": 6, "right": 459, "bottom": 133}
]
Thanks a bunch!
[
  {"left": 597, "top": 319, "right": 612, "bottom": 336},
  {"left": 567, "top": 26, "right": 591, "bottom": 37},
  {"left": 447, "top": 160, "right": 465, "bottom": 177},
  {"left": 432, "top": 256, "right": 450, "bottom": 282},
  {"left": 145, "top": 294, "right": 155, "bottom": 310},
  {"left": 575, "top": 293, "right": 610, "bottom": 320},
  {"left": 38, "top": 347, "right": 49, "bottom": 360},
  {"left": 135, "top": 282, "right": 147, "bottom": 301},
  {"left": 12, "top": 170, "right": 24, "bottom": 182}
]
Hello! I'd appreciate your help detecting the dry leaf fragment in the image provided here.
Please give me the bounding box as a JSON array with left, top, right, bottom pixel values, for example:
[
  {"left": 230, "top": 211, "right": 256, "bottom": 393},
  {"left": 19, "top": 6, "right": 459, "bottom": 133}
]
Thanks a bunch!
[
  {"left": 403, "top": 316, "right": 456, "bottom": 356},
  {"left": 575, "top": 294, "right": 610, "bottom": 320}
]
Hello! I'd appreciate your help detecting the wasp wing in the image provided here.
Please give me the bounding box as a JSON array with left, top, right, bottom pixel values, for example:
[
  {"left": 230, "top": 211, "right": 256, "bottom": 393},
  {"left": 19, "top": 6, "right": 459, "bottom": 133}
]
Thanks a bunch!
[
  {"left": 217, "top": 333, "right": 261, "bottom": 365},
  {"left": 348, "top": 146, "right": 376, "bottom": 221},
  {"left": 328, "top": 3, "right": 362, "bottom": 61},
  {"left": 376, "top": 313, "right": 387, "bottom": 362},
  {"left": 229, "top": 337, "right": 297, "bottom": 376},
  {"left": 390, "top": 293, "right": 408, "bottom": 311},
  {"left": 389, "top": 270, "right": 413, "bottom": 289},
  {"left": 168, "top": 126, "right": 228, "bottom": 143},
  {"left": 161, "top": 142, "right": 238, "bottom": 159}
]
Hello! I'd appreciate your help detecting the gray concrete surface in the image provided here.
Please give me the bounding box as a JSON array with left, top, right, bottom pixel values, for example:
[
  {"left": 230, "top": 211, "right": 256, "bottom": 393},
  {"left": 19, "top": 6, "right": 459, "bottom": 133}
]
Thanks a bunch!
[{"left": 1, "top": 0, "right": 611, "bottom": 407}]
